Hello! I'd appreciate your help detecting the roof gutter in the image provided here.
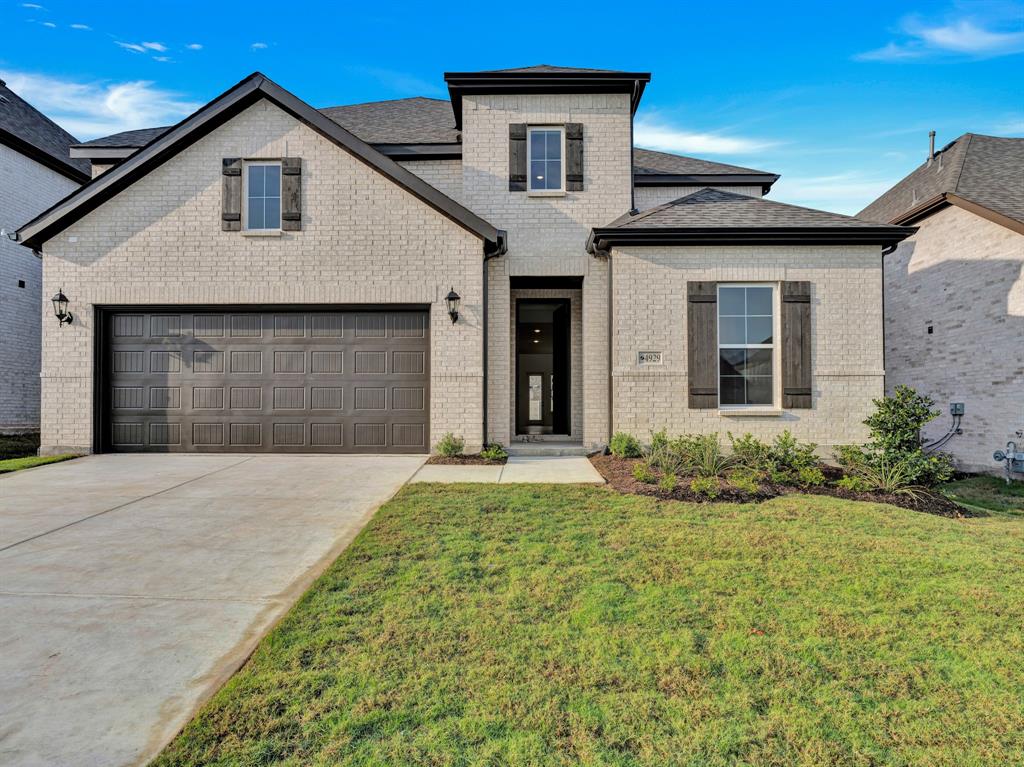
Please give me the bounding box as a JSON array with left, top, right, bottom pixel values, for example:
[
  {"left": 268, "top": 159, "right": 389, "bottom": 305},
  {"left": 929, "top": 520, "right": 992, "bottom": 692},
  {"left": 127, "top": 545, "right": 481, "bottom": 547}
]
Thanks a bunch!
[
  {"left": 0, "top": 128, "right": 89, "bottom": 184},
  {"left": 587, "top": 225, "right": 918, "bottom": 254},
  {"left": 892, "top": 192, "right": 1024, "bottom": 237},
  {"left": 633, "top": 173, "right": 780, "bottom": 194}
]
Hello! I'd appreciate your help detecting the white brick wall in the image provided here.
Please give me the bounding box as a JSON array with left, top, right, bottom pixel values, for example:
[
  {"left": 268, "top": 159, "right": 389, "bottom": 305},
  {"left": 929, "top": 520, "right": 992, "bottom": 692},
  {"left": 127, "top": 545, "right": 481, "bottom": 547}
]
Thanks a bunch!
[
  {"left": 610, "top": 244, "right": 885, "bottom": 450},
  {"left": 884, "top": 204, "right": 1024, "bottom": 473},
  {"left": 0, "top": 144, "right": 80, "bottom": 429},
  {"left": 38, "top": 100, "right": 485, "bottom": 453},
  {"left": 397, "top": 159, "right": 463, "bottom": 204}
]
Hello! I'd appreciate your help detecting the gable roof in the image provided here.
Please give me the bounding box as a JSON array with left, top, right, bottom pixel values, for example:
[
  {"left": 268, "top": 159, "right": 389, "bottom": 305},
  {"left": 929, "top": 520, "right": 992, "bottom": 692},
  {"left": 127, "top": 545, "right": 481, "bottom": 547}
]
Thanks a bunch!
[
  {"left": 0, "top": 78, "right": 89, "bottom": 182},
  {"left": 19, "top": 73, "right": 506, "bottom": 254},
  {"left": 588, "top": 188, "right": 915, "bottom": 250},
  {"left": 858, "top": 134, "right": 1024, "bottom": 234},
  {"left": 632, "top": 148, "right": 778, "bottom": 191}
]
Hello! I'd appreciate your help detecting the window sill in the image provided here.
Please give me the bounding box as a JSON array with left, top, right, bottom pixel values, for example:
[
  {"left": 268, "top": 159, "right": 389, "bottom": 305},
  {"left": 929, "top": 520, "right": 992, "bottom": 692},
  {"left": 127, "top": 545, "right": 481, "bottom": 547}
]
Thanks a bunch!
[
  {"left": 718, "top": 408, "right": 784, "bottom": 417},
  {"left": 241, "top": 229, "right": 283, "bottom": 237},
  {"left": 527, "top": 190, "right": 566, "bottom": 198}
]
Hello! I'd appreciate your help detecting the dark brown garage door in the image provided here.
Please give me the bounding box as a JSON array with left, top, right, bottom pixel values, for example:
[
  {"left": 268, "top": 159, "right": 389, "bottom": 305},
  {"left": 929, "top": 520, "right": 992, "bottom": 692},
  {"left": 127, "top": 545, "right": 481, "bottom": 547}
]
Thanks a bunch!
[{"left": 103, "top": 309, "right": 429, "bottom": 453}]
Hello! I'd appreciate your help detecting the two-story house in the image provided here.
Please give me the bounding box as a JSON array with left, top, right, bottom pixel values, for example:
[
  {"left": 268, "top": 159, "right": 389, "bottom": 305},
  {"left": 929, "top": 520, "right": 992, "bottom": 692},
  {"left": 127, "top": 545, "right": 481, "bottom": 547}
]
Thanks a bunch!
[
  {"left": 0, "top": 78, "right": 87, "bottom": 433},
  {"left": 18, "top": 66, "right": 912, "bottom": 456}
]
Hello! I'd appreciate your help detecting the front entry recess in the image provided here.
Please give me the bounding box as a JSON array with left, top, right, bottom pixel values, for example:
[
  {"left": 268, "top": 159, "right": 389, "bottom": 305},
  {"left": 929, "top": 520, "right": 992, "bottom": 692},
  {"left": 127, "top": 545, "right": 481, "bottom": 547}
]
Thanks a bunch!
[{"left": 516, "top": 300, "right": 570, "bottom": 435}]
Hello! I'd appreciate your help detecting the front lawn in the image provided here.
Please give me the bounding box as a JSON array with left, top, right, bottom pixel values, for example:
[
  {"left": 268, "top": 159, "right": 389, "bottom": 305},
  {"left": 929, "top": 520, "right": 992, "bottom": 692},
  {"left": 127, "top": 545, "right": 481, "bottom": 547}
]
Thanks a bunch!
[
  {"left": 0, "top": 454, "right": 78, "bottom": 474},
  {"left": 156, "top": 485, "right": 1024, "bottom": 767},
  {"left": 941, "top": 475, "right": 1024, "bottom": 516}
]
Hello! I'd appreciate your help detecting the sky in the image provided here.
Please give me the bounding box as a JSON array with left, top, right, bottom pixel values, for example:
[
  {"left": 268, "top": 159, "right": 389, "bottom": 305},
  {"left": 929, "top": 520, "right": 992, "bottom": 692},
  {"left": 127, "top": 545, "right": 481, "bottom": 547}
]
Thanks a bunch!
[{"left": 2, "top": 0, "right": 1022, "bottom": 214}]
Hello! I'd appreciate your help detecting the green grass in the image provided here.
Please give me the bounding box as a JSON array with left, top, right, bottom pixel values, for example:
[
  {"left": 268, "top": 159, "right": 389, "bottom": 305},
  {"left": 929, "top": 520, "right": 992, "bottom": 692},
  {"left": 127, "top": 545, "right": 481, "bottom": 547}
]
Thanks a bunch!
[
  {"left": 155, "top": 485, "right": 1024, "bottom": 767},
  {"left": 0, "top": 454, "right": 78, "bottom": 474},
  {"left": 941, "top": 476, "right": 1024, "bottom": 516}
]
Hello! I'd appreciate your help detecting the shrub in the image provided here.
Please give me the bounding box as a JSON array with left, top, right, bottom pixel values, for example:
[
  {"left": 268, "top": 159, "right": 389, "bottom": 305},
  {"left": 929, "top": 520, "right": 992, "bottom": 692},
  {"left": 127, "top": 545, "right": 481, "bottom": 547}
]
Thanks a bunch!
[
  {"left": 837, "top": 475, "right": 872, "bottom": 492},
  {"left": 728, "top": 432, "right": 771, "bottom": 471},
  {"left": 632, "top": 462, "right": 657, "bottom": 484},
  {"left": 609, "top": 432, "right": 642, "bottom": 459},
  {"left": 479, "top": 443, "right": 508, "bottom": 461},
  {"left": 436, "top": 432, "right": 465, "bottom": 458},
  {"left": 796, "top": 466, "right": 826, "bottom": 488},
  {"left": 770, "top": 430, "right": 819, "bottom": 473},
  {"left": 728, "top": 469, "right": 760, "bottom": 495},
  {"left": 687, "top": 434, "right": 735, "bottom": 477},
  {"left": 690, "top": 475, "right": 720, "bottom": 499},
  {"left": 643, "top": 430, "right": 686, "bottom": 476},
  {"left": 658, "top": 472, "right": 678, "bottom": 493}
]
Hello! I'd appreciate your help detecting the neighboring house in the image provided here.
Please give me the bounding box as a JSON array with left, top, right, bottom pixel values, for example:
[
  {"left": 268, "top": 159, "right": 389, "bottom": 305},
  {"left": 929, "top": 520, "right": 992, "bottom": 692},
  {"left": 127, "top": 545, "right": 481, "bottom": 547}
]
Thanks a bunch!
[
  {"left": 860, "top": 133, "right": 1024, "bottom": 473},
  {"left": 0, "top": 78, "right": 88, "bottom": 432},
  {"left": 18, "top": 66, "right": 912, "bottom": 456}
]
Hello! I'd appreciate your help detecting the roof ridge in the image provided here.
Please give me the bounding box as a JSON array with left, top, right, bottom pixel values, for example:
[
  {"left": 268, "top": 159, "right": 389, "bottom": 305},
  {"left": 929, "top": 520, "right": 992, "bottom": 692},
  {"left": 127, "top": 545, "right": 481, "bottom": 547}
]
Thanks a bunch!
[
  {"left": 321, "top": 95, "right": 449, "bottom": 109},
  {"left": 951, "top": 132, "right": 974, "bottom": 196}
]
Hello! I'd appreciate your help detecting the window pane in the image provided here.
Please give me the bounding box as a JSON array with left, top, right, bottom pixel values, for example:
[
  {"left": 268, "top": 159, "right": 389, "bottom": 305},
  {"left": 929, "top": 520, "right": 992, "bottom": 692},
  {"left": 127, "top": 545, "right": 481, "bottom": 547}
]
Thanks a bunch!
[
  {"left": 719, "top": 287, "right": 745, "bottom": 316},
  {"left": 264, "top": 197, "right": 281, "bottom": 229},
  {"left": 248, "top": 165, "right": 264, "bottom": 196},
  {"left": 531, "top": 160, "right": 546, "bottom": 188},
  {"left": 546, "top": 160, "right": 561, "bottom": 189},
  {"left": 247, "top": 197, "right": 264, "bottom": 230},
  {"left": 720, "top": 376, "right": 745, "bottom": 405},
  {"left": 719, "top": 316, "right": 746, "bottom": 345},
  {"left": 720, "top": 348, "right": 745, "bottom": 376},
  {"left": 546, "top": 130, "right": 561, "bottom": 159},
  {"left": 746, "top": 287, "right": 773, "bottom": 315},
  {"left": 531, "top": 131, "right": 546, "bottom": 158},
  {"left": 746, "top": 376, "right": 773, "bottom": 405},
  {"left": 747, "top": 316, "right": 773, "bottom": 345},
  {"left": 264, "top": 164, "right": 281, "bottom": 196},
  {"left": 745, "top": 349, "right": 773, "bottom": 376}
]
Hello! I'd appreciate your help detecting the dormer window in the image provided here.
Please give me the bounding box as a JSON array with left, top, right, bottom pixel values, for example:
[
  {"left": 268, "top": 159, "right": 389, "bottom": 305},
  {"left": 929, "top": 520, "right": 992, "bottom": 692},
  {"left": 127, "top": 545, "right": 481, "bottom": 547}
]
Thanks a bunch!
[
  {"left": 244, "top": 161, "right": 282, "bottom": 230},
  {"left": 527, "top": 127, "right": 564, "bottom": 193}
]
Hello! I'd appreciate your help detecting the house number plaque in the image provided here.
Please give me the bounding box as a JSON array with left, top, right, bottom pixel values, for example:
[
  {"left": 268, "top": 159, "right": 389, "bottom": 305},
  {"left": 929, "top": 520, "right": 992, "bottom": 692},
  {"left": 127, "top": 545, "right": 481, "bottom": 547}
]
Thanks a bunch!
[{"left": 638, "top": 351, "right": 663, "bottom": 365}]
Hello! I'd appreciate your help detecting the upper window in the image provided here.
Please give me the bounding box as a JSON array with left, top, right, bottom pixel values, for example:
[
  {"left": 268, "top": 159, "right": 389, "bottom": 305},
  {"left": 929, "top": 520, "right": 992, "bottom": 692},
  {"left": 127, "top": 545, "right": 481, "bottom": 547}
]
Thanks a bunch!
[
  {"left": 245, "top": 162, "right": 281, "bottom": 230},
  {"left": 718, "top": 285, "right": 775, "bottom": 407},
  {"left": 528, "top": 127, "right": 563, "bottom": 192}
]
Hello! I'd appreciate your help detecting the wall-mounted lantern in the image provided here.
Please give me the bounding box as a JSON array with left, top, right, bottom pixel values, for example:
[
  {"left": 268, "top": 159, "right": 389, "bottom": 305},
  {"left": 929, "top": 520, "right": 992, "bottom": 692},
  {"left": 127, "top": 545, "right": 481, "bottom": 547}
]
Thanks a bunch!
[
  {"left": 52, "top": 288, "right": 73, "bottom": 327},
  {"left": 445, "top": 288, "right": 461, "bottom": 324}
]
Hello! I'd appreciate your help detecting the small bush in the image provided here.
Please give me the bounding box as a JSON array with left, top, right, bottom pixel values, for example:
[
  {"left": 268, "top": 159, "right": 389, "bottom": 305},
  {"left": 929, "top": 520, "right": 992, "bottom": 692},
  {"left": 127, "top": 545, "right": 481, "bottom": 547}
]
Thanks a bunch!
[
  {"left": 728, "top": 432, "right": 772, "bottom": 471},
  {"left": 479, "top": 443, "right": 508, "bottom": 461},
  {"left": 839, "top": 453, "right": 931, "bottom": 498},
  {"left": 796, "top": 466, "right": 826, "bottom": 488},
  {"left": 728, "top": 469, "right": 761, "bottom": 495},
  {"left": 643, "top": 430, "right": 686, "bottom": 476},
  {"left": 771, "top": 430, "right": 819, "bottom": 473},
  {"left": 436, "top": 432, "right": 465, "bottom": 458},
  {"left": 658, "top": 472, "right": 678, "bottom": 493},
  {"left": 865, "top": 384, "right": 939, "bottom": 455},
  {"left": 837, "top": 475, "right": 872, "bottom": 492},
  {"left": 690, "top": 475, "right": 720, "bottom": 499},
  {"left": 687, "top": 434, "right": 734, "bottom": 477},
  {"left": 609, "top": 432, "right": 642, "bottom": 459},
  {"left": 632, "top": 462, "right": 657, "bottom": 484}
]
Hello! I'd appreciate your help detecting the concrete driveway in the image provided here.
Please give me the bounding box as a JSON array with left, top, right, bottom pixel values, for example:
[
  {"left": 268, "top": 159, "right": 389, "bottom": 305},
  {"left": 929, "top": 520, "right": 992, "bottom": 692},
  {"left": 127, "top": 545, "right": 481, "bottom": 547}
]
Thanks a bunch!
[{"left": 0, "top": 453, "right": 425, "bottom": 767}]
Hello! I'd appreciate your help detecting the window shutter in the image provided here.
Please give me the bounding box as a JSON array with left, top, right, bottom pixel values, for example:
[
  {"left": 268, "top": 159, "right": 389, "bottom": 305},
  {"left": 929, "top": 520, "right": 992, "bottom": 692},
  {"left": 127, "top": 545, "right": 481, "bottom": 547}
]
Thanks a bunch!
[
  {"left": 221, "top": 158, "right": 242, "bottom": 231},
  {"left": 566, "top": 123, "right": 583, "bottom": 191},
  {"left": 509, "top": 123, "right": 527, "bottom": 191},
  {"left": 281, "top": 157, "right": 301, "bottom": 231},
  {"left": 687, "top": 281, "right": 718, "bottom": 409},
  {"left": 782, "top": 281, "right": 812, "bottom": 408}
]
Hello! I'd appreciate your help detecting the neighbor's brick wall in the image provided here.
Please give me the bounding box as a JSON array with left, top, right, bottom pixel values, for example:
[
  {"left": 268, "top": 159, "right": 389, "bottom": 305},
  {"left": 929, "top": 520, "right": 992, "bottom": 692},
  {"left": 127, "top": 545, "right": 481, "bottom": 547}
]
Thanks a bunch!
[
  {"left": 884, "top": 204, "right": 1024, "bottom": 473},
  {"left": 39, "top": 100, "right": 485, "bottom": 454},
  {"left": 463, "top": 93, "right": 631, "bottom": 449},
  {"left": 634, "top": 185, "right": 764, "bottom": 211},
  {"left": 397, "top": 159, "right": 463, "bottom": 205},
  {"left": 611, "top": 244, "right": 885, "bottom": 450},
  {"left": 0, "top": 144, "right": 80, "bottom": 430}
]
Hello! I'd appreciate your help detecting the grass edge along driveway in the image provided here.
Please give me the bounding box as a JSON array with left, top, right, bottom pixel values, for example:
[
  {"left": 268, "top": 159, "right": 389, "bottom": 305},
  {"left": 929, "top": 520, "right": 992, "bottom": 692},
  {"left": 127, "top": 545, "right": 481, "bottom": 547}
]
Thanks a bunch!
[{"left": 155, "top": 483, "right": 1024, "bottom": 767}]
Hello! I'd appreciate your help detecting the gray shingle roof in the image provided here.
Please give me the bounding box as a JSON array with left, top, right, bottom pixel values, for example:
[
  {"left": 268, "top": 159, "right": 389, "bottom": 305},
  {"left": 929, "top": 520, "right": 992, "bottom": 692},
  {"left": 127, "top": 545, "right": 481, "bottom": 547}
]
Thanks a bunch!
[
  {"left": 608, "top": 187, "right": 889, "bottom": 229},
  {"left": 858, "top": 134, "right": 1024, "bottom": 226},
  {"left": 632, "top": 148, "right": 773, "bottom": 177},
  {"left": 75, "top": 126, "right": 172, "bottom": 148},
  {"left": 0, "top": 79, "right": 88, "bottom": 179}
]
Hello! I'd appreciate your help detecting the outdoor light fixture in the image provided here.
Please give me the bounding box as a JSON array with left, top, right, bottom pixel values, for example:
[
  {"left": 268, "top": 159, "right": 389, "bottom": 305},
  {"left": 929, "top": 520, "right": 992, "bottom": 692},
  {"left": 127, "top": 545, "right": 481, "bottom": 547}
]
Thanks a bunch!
[
  {"left": 445, "top": 288, "right": 461, "bottom": 324},
  {"left": 51, "top": 288, "right": 73, "bottom": 327}
]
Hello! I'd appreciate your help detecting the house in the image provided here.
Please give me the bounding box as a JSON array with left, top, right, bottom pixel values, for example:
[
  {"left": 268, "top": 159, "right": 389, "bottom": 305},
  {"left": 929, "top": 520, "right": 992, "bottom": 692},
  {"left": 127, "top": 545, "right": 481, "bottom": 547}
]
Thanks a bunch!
[
  {"left": 860, "top": 133, "right": 1024, "bottom": 473},
  {"left": 17, "top": 66, "right": 913, "bottom": 456},
  {"left": 0, "top": 78, "right": 88, "bottom": 434}
]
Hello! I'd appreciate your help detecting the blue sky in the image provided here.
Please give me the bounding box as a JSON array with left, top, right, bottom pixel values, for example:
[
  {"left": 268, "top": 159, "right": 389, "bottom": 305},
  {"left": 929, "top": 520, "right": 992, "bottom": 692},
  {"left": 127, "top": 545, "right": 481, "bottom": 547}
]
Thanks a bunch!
[{"left": 3, "top": 0, "right": 1022, "bottom": 214}]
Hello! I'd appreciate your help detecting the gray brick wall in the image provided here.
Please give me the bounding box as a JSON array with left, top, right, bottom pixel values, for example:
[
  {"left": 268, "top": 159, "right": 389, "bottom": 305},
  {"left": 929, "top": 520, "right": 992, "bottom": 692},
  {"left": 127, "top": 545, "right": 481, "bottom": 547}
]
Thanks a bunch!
[
  {"left": 0, "top": 144, "right": 80, "bottom": 430},
  {"left": 884, "top": 204, "right": 1024, "bottom": 473}
]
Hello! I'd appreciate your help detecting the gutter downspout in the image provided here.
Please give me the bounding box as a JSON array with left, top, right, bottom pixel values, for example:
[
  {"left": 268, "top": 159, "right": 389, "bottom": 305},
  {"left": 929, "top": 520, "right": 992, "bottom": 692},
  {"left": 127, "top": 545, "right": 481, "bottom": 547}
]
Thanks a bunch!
[{"left": 482, "top": 230, "right": 507, "bottom": 447}]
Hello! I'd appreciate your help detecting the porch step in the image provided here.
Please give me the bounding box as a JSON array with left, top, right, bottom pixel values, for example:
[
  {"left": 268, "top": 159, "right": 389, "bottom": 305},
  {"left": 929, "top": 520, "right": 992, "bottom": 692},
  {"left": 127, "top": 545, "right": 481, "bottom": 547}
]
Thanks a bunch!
[{"left": 505, "top": 441, "right": 590, "bottom": 457}]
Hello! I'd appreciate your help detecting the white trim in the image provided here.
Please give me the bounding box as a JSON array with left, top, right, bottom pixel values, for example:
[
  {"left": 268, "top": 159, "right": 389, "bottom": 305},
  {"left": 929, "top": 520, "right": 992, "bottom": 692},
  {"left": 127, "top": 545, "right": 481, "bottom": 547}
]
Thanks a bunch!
[
  {"left": 242, "top": 160, "right": 282, "bottom": 231},
  {"left": 716, "top": 282, "right": 780, "bottom": 410},
  {"left": 526, "top": 125, "right": 566, "bottom": 195}
]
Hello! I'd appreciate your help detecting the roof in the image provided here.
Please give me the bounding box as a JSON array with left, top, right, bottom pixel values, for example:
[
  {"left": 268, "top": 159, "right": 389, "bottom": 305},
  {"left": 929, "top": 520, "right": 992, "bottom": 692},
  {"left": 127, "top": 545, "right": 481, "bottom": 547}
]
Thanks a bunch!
[
  {"left": 75, "top": 126, "right": 171, "bottom": 149},
  {"left": 858, "top": 134, "right": 1024, "bottom": 233},
  {"left": 588, "top": 188, "right": 916, "bottom": 249},
  {"left": 19, "top": 73, "right": 506, "bottom": 254},
  {"left": 632, "top": 148, "right": 778, "bottom": 191},
  {"left": 0, "top": 78, "right": 89, "bottom": 182},
  {"left": 320, "top": 97, "right": 458, "bottom": 145}
]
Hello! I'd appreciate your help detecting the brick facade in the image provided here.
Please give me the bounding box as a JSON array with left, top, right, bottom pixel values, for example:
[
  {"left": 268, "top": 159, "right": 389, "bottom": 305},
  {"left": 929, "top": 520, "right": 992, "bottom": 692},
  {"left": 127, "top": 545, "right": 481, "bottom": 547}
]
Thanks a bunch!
[
  {"left": 884, "top": 204, "right": 1024, "bottom": 473},
  {"left": 634, "top": 185, "right": 763, "bottom": 211},
  {"left": 0, "top": 144, "right": 79, "bottom": 430}
]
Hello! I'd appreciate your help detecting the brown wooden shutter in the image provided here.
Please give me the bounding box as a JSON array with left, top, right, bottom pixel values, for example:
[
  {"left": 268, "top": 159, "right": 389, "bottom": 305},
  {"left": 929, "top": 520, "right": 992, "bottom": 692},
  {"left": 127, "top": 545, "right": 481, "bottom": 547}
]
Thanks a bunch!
[
  {"left": 782, "top": 281, "right": 812, "bottom": 408},
  {"left": 566, "top": 123, "right": 583, "bottom": 191},
  {"left": 509, "top": 123, "right": 527, "bottom": 191},
  {"left": 687, "top": 281, "right": 718, "bottom": 408},
  {"left": 221, "top": 158, "right": 241, "bottom": 231},
  {"left": 281, "top": 157, "right": 301, "bottom": 231}
]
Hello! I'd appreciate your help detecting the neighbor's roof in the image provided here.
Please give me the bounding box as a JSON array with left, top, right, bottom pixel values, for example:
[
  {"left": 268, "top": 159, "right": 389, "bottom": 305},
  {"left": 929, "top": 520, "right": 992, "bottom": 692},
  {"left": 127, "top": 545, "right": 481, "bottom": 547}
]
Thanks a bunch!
[
  {"left": 588, "top": 188, "right": 916, "bottom": 249},
  {"left": 858, "top": 134, "right": 1024, "bottom": 232},
  {"left": 0, "top": 78, "right": 89, "bottom": 182}
]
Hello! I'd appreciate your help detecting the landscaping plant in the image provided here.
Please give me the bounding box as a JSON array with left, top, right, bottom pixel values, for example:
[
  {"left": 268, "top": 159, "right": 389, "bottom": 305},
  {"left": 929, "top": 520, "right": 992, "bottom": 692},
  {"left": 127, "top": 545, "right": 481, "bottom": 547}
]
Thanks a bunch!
[
  {"left": 435, "top": 432, "right": 465, "bottom": 458},
  {"left": 632, "top": 462, "right": 657, "bottom": 484},
  {"left": 608, "top": 431, "right": 642, "bottom": 459},
  {"left": 479, "top": 443, "right": 508, "bottom": 461},
  {"left": 690, "top": 475, "right": 720, "bottom": 499}
]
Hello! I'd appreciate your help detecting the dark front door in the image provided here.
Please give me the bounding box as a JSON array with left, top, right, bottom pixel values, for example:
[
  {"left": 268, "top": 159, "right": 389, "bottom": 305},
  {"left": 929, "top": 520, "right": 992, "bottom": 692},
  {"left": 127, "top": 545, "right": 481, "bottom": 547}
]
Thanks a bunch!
[{"left": 515, "top": 299, "right": 570, "bottom": 435}]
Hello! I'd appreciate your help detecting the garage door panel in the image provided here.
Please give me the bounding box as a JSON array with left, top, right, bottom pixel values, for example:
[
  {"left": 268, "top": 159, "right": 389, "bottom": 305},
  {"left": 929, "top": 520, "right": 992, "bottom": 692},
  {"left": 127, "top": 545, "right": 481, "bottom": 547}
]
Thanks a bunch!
[{"left": 105, "top": 309, "right": 428, "bottom": 453}]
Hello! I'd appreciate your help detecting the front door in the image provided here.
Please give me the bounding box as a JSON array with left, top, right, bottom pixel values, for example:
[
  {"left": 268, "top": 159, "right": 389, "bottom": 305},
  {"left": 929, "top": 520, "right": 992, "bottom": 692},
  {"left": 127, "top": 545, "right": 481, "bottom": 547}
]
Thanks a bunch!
[{"left": 515, "top": 300, "right": 570, "bottom": 435}]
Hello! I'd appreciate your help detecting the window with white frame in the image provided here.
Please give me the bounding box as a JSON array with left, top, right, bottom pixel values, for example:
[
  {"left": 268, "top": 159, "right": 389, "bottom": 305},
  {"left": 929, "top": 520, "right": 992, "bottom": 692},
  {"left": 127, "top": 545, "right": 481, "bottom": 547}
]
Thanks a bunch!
[
  {"left": 527, "top": 127, "right": 564, "bottom": 192},
  {"left": 718, "top": 284, "right": 775, "bottom": 407},
  {"left": 244, "top": 161, "right": 281, "bottom": 230}
]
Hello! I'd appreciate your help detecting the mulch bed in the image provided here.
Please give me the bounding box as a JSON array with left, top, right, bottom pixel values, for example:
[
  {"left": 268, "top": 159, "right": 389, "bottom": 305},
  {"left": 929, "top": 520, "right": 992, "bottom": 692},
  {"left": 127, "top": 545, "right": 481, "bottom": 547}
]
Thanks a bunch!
[
  {"left": 589, "top": 454, "right": 972, "bottom": 518},
  {"left": 426, "top": 454, "right": 508, "bottom": 465}
]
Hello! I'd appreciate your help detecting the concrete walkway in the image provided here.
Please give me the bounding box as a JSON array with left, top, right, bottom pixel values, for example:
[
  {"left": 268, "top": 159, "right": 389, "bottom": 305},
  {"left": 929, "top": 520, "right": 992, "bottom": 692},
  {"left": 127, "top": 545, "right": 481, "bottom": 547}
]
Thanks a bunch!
[
  {"left": 410, "top": 455, "right": 604, "bottom": 484},
  {"left": 0, "top": 453, "right": 424, "bottom": 767}
]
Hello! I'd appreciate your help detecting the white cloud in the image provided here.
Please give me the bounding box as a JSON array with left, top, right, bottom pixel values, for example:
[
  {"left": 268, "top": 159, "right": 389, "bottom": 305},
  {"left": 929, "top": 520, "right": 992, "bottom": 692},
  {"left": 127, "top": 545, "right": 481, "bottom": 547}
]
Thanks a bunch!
[
  {"left": 186, "top": 43, "right": 203, "bottom": 50},
  {"left": 152, "top": 56, "right": 172, "bottom": 63},
  {"left": 856, "top": 16, "right": 1024, "bottom": 61},
  {"left": 634, "top": 118, "right": 774, "bottom": 155},
  {"left": 251, "top": 42, "right": 268, "bottom": 50},
  {"left": 21, "top": 3, "right": 43, "bottom": 8},
  {"left": 142, "top": 41, "right": 167, "bottom": 52},
  {"left": 70, "top": 23, "right": 91, "bottom": 30},
  {"left": 115, "top": 41, "right": 146, "bottom": 53},
  {"left": 40, "top": 21, "right": 55, "bottom": 28},
  {"left": 2, "top": 71, "right": 201, "bottom": 140}
]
